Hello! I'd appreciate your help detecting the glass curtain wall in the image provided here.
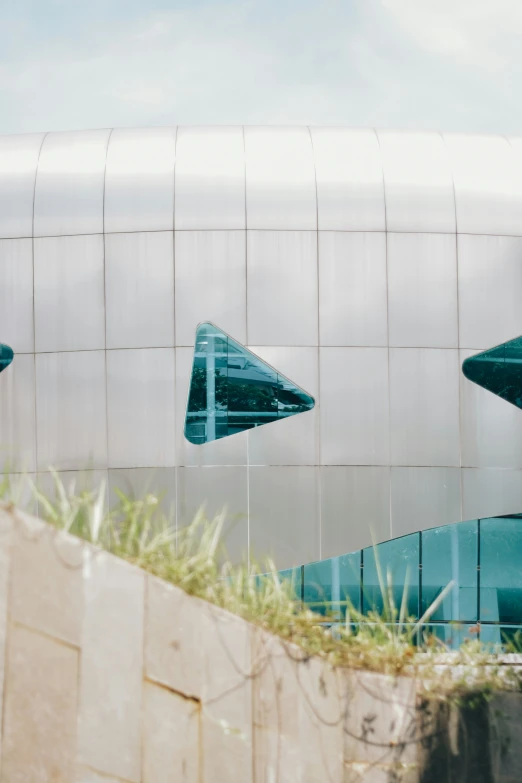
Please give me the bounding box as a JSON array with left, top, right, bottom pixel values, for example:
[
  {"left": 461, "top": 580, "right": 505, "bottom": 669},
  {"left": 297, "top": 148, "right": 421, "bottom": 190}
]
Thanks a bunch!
[{"left": 279, "top": 515, "right": 522, "bottom": 649}]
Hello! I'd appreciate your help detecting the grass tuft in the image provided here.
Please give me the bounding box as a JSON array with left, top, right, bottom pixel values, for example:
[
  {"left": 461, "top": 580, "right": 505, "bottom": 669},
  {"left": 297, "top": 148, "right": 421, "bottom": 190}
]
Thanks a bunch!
[{"left": 2, "top": 470, "right": 521, "bottom": 702}]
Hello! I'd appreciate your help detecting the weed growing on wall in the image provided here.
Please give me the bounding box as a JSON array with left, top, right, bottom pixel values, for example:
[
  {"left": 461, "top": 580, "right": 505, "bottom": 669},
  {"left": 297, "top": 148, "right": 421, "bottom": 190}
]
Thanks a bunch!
[{"left": 1, "top": 470, "right": 521, "bottom": 704}]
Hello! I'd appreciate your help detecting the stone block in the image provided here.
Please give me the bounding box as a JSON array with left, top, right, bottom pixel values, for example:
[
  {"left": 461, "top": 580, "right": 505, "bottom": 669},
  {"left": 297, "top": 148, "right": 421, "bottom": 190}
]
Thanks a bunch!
[
  {"left": 489, "top": 691, "right": 522, "bottom": 783},
  {"left": 143, "top": 681, "right": 200, "bottom": 783},
  {"left": 0, "top": 624, "right": 78, "bottom": 783},
  {"left": 77, "top": 550, "right": 145, "bottom": 782},
  {"left": 144, "top": 575, "right": 203, "bottom": 698},
  {"left": 200, "top": 603, "right": 253, "bottom": 783},
  {"left": 252, "top": 629, "right": 303, "bottom": 782},
  {"left": 343, "top": 670, "right": 418, "bottom": 769},
  {"left": 344, "top": 761, "right": 419, "bottom": 782},
  {"left": 10, "top": 512, "right": 83, "bottom": 645},
  {"left": 298, "top": 655, "right": 344, "bottom": 783},
  {"left": 0, "top": 507, "right": 13, "bottom": 767}
]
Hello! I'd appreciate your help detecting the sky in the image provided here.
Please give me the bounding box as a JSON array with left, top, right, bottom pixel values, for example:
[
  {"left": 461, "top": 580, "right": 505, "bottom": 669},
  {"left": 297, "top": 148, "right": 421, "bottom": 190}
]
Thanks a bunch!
[{"left": 1, "top": 0, "right": 521, "bottom": 135}]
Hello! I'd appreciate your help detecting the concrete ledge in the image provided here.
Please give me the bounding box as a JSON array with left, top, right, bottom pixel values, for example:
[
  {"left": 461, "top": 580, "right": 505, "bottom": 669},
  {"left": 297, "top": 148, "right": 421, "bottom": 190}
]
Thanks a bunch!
[{"left": 0, "top": 505, "right": 521, "bottom": 782}]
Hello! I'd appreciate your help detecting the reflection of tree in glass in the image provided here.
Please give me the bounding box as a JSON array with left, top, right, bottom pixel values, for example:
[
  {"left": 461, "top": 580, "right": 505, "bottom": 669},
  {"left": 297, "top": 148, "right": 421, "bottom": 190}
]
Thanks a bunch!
[
  {"left": 188, "top": 363, "right": 314, "bottom": 415},
  {"left": 278, "top": 387, "right": 311, "bottom": 412},
  {"left": 228, "top": 378, "right": 277, "bottom": 412},
  {"left": 187, "top": 366, "right": 227, "bottom": 411},
  {"left": 188, "top": 366, "right": 278, "bottom": 413}
]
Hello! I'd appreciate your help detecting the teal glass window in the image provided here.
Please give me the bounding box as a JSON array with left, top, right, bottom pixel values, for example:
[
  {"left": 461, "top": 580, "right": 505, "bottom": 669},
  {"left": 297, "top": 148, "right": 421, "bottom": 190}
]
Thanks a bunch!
[
  {"left": 272, "top": 514, "right": 522, "bottom": 647},
  {"left": 278, "top": 567, "right": 302, "bottom": 601},
  {"left": 424, "top": 624, "right": 478, "bottom": 650},
  {"left": 0, "top": 344, "right": 13, "bottom": 374},
  {"left": 303, "top": 552, "right": 361, "bottom": 619},
  {"left": 480, "top": 517, "right": 522, "bottom": 624},
  {"left": 362, "top": 534, "right": 419, "bottom": 618},
  {"left": 422, "top": 520, "right": 478, "bottom": 622},
  {"left": 480, "top": 624, "right": 522, "bottom": 648},
  {"left": 462, "top": 336, "right": 522, "bottom": 409},
  {"left": 184, "top": 323, "right": 315, "bottom": 445}
]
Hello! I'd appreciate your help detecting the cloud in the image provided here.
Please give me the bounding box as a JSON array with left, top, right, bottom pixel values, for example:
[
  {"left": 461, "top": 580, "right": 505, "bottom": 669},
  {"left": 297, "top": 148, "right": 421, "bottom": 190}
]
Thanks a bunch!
[{"left": 0, "top": 0, "right": 521, "bottom": 135}]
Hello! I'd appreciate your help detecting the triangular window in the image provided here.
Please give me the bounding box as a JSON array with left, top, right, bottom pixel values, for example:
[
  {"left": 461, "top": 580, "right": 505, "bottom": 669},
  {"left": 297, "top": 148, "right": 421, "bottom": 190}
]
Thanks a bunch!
[
  {"left": 462, "top": 335, "right": 522, "bottom": 409},
  {"left": 184, "top": 323, "right": 314, "bottom": 445}
]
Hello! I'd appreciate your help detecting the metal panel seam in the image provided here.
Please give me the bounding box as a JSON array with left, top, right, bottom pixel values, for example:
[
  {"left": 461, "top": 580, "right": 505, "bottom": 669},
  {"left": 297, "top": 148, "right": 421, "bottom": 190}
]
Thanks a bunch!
[
  {"left": 373, "top": 128, "right": 392, "bottom": 540},
  {"left": 442, "top": 130, "right": 464, "bottom": 520},
  {"left": 242, "top": 125, "right": 251, "bottom": 567},
  {"left": 102, "top": 129, "right": 114, "bottom": 470},
  {"left": 32, "top": 133, "right": 47, "bottom": 476},
  {"left": 308, "top": 125, "right": 321, "bottom": 560},
  {"left": 173, "top": 126, "right": 179, "bottom": 540}
]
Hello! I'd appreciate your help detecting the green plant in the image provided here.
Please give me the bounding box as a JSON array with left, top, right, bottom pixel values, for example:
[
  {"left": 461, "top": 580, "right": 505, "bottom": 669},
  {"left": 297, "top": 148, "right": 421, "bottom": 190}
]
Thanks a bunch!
[{"left": 1, "top": 470, "right": 520, "bottom": 702}]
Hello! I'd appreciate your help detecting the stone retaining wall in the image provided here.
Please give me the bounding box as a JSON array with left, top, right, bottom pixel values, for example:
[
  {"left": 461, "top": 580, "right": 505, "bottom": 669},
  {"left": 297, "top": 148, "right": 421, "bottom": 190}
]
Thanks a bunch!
[{"left": 0, "top": 505, "right": 521, "bottom": 782}]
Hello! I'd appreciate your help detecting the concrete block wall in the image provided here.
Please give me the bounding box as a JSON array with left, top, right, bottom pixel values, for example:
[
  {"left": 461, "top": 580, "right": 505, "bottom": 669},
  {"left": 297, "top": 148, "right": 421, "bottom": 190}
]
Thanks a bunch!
[{"left": 0, "top": 504, "right": 521, "bottom": 782}]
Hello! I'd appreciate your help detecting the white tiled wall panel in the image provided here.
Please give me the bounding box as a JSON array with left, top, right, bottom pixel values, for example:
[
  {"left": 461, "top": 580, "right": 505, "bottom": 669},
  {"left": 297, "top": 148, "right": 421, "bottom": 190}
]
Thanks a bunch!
[
  {"left": 387, "top": 233, "right": 458, "bottom": 348},
  {"left": 34, "top": 130, "right": 110, "bottom": 237},
  {"left": 175, "top": 230, "right": 246, "bottom": 346},
  {"left": 104, "top": 127, "right": 177, "bottom": 233},
  {"left": 177, "top": 465, "right": 248, "bottom": 563},
  {"left": 175, "top": 126, "right": 245, "bottom": 230},
  {"left": 320, "top": 347, "right": 390, "bottom": 466},
  {"left": 378, "top": 130, "right": 455, "bottom": 233},
  {"left": 105, "top": 231, "right": 175, "bottom": 349},
  {"left": 34, "top": 235, "right": 105, "bottom": 353},
  {"left": 2, "top": 126, "right": 522, "bottom": 568},
  {"left": 458, "top": 234, "right": 522, "bottom": 350},
  {"left": 245, "top": 127, "right": 316, "bottom": 230},
  {"left": 248, "top": 466, "right": 319, "bottom": 569},
  {"left": 247, "top": 230, "right": 318, "bottom": 346},
  {"left": 460, "top": 348, "right": 522, "bottom": 469},
  {"left": 320, "top": 466, "right": 391, "bottom": 556},
  {"left": 462, "top": 468, "right": 522, "bottom": 520},
  {"left": 311, "top": 127, "right": 385, "bottom": 231},
  {"left": 0, "top": 133, "right": 43, "bottom": 238},
  {"left": 390, "top": 467, "right": 461, "bottom": 537},
  {"left": 35, "top": 351, "right": 107, "bottom": 471},
  {"left": 389, "top": 348, "right": 460, "bottom": 467},
  {"left": 444, "top": 133, "right": 522, "bottom": 236},
  {"left": 319, "top": 231, "right": 387, "bottom": 347},
  {"left": 0, "top": 355, "right": 36, "bottom": 472},
  {"left": 106, "top": 349, "right": 176, "bottom": 469},
  {"left": 0, "top": 238, "right": 34, "bottom": 353}
]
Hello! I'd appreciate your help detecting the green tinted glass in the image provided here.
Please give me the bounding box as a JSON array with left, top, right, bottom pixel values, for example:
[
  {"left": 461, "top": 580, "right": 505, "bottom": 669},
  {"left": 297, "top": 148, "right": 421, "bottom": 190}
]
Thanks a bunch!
[
  {"left": 422, "top": 520, "right": 478, "bottom": 622},
  {"left": 462, "top": 336, "right": 522, "bottom": 409},
  {"left": 184, "top": 323, "right": 314, "bottom": 445},
  {"left": 303, "top": 552, "right": 361, "bottom": 619},
  {"left": 480, "top": 517, "right": 522, "bottom": 624},
  {"left": 0, "top": 344, "right": 13, "bottom": 374},
  {"left": 362, "top": 534, "right": 420, "bottom": 618},
  {"left": 480, "top": 624, "right": 522, "bottom": 649},
  {"left": 424, "top": 623, "right": 479, "bottom": 650}
]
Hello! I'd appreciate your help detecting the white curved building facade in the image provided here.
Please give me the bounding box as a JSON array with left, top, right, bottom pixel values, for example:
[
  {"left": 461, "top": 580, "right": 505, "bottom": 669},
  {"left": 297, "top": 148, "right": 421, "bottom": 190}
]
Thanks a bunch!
[{"left": 1, "top": 126, "right": 522, "bottom": 568}]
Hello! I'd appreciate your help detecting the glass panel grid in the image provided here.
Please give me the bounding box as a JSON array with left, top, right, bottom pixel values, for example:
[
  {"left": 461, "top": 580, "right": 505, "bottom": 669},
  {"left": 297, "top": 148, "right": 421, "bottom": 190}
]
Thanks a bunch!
[{"left": 274, "top": 513, "right": 522, "bottom": 646}]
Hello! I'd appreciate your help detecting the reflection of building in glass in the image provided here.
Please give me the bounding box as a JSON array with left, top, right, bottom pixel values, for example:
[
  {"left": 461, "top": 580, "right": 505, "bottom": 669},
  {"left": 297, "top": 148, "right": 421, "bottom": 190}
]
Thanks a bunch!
[
  {"left": 277, "top": 514, "right": 522, "bottom": 649},
  {"left": 3, "top": 127, "right": 522, "bottom": 573},
  {"left": 185, "top": 323, "right": 314, "bottom": 444}
]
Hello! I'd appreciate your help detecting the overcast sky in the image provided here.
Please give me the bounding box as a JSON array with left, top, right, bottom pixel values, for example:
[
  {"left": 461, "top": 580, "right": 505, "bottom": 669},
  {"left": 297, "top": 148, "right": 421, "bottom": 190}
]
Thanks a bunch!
[{"left": 1, "top": 0, "right": 521, "bottom": 136}]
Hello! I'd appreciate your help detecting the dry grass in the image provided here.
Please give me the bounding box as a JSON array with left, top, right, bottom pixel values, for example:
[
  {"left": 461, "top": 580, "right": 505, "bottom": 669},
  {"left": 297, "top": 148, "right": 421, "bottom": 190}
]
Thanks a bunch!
[{"left": 2, "top": 470, "right": 521, "bottom": 703}]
